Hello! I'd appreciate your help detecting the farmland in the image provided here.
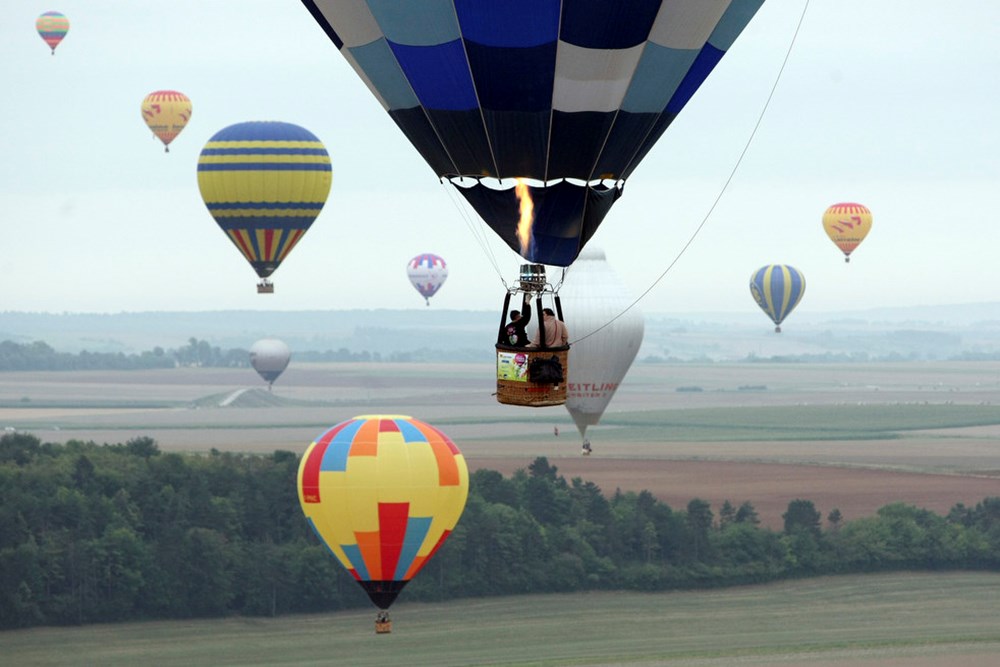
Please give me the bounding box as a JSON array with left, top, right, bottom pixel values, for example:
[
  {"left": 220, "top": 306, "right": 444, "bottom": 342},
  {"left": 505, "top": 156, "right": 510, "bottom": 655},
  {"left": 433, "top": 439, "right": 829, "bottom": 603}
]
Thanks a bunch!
[
  {"left": 2, "top": 573, "right": 999, "bottom": 666},
  {"left": 2, "top": 360, "right": 999, "bottom": 664}
]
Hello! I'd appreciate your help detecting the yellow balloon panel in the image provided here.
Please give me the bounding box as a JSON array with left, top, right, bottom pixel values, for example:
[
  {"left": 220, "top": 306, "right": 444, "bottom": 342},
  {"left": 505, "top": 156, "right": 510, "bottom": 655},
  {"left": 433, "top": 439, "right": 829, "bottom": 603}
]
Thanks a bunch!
[{"left": 297, "top": 416, "right": 468, "bottom": 584}]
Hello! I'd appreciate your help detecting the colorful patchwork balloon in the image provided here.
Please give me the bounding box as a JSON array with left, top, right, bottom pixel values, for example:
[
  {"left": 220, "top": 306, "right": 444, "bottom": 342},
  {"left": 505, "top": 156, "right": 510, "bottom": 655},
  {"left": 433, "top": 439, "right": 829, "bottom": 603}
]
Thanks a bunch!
[
  {"left": 750, "top": 264, "right": 805, "bottom": 333},
  {"left": 36, "top": 11, "right": 69, "bottom": 55},
  {"left": 197, "top": 121, "right": 332, "bottom": 292},
  {"left": 406, "top": 253, "right": 448, "bottom": 306},
  {"left": 298, "top": 415, "right": 469, "bottom": 612},
  {"left": 141, "top": 91, "right": 192, "bottom": 152}
]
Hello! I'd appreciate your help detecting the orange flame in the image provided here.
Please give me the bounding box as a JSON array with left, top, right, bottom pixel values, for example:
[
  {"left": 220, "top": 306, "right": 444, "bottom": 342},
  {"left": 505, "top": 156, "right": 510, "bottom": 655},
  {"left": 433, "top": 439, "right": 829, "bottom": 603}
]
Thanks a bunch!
[{"left": 514, "top": 178, "right": 534, "bottom": 256}]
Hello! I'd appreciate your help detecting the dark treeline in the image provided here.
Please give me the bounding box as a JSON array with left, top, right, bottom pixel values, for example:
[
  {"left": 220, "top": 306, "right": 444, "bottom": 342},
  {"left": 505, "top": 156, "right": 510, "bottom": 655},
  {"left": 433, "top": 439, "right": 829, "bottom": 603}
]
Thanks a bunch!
[
  {"left": 1, "top": 432, "right": 999, "bottom": 630},
  {"left": 0, "top": 339, "right": 485, "bottom": 371},
  {"left": 0, "top": 339, "right": 247, "bottom": 372}
]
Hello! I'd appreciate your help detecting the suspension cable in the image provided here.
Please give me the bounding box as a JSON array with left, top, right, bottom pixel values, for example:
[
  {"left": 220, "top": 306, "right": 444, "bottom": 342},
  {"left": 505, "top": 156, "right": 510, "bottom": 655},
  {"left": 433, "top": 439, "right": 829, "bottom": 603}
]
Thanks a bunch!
[{"left": 570, "top": 0, "right": 812, "bottom": 345}]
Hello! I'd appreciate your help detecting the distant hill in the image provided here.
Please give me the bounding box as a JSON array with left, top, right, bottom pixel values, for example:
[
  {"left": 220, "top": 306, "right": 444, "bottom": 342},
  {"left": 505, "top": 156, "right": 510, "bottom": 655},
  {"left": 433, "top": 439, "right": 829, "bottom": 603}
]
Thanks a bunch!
[{"left": 1, "top": 302, "right": 997, "bottom": 362}]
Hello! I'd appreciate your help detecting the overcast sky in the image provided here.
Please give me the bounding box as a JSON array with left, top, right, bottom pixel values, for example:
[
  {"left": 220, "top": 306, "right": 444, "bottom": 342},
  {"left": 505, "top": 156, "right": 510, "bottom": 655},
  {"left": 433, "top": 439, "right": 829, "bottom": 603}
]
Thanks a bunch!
[{"left": 3, "top": 2, "right": 998, "bottom": 317}]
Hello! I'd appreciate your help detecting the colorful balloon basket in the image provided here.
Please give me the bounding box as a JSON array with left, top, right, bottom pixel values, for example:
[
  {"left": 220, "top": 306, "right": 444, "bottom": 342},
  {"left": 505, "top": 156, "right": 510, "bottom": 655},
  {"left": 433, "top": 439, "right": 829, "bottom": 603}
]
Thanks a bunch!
[
  {"left": 495, "top": 347, "right": 569, "bottom": 407},
  {"left": 256, "top": 280, "right": 274, "bottom": 294}
]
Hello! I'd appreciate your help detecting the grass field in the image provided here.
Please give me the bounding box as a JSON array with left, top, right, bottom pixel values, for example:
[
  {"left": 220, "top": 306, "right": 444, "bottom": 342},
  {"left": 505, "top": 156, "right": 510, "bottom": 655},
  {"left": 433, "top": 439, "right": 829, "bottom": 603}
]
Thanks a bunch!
[{"left": 2, "top": 573, "right": 999, "bottom": 666}]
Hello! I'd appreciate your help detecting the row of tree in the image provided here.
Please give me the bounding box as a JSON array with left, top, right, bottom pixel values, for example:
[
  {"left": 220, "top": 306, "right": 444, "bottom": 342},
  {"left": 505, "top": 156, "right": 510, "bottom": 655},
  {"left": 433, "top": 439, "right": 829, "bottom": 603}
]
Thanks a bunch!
[
  {"left": 1, "top": 432, "right": 998, "bottom": 629},
  {"left": 0, "top": 339, "right": 485, "bottom": 372},
  {"left": 0, "top": 339, "right": 247, "bottom": 372}
]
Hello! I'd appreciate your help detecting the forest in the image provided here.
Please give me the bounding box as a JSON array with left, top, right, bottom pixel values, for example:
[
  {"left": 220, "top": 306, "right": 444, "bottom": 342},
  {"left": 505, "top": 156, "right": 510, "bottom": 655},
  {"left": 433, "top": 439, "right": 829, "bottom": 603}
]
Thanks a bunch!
[{"left": 1, "top": 432, "right": 998, "bottom": 629}]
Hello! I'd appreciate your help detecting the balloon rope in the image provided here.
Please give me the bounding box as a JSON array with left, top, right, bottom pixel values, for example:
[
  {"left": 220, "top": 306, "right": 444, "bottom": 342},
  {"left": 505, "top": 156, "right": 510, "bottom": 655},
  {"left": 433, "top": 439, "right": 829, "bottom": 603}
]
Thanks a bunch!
[
  {"left": 440, "top": 178, "right": 509, "bottom": 288},
  {"left": 570, "top": 0, "right": 811, "bottom": 346}
]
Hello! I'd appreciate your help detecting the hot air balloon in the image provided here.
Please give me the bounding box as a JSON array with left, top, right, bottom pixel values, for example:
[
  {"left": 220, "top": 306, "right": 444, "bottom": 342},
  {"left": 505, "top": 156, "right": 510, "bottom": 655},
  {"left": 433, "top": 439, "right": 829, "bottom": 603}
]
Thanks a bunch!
[
  {"left": 141, "top": 91, "right": 192, "bottom": 152},
  {"left": 300, "top": 1, "right": 765, "bottom": 266},
  {"left": 750, "top": 264, "right": 805, "bottom": 333},
  {"left": 823, "top": 202, "right": 872, "bottom": 262},
  {"left": 407, "top": 253, "right": 448, "bottom": 306},
  {"left": 560, "top": 248, "right": 644, "bottom": 454},
  {"left": 36, "top": 11, "right": 69, "bottom": 55},
  {"left": 197, "top": 121, "right": 332, "bottom": 293},
  {"left": 249, "top": 338, "right": 290, "bottom": 390},
  {"left": 298, "top": 415, "right": 468, "bottom": 633}
]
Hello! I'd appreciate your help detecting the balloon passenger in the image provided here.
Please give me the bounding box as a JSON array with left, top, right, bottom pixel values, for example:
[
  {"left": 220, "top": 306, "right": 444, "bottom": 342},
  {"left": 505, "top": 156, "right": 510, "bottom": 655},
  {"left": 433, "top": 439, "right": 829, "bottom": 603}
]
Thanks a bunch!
[
  {"left": 529, "top": 309, "right": 569, "bottom": 349},
  {"left": 503, "top": 305, "right": 532, "bottom": 348}
]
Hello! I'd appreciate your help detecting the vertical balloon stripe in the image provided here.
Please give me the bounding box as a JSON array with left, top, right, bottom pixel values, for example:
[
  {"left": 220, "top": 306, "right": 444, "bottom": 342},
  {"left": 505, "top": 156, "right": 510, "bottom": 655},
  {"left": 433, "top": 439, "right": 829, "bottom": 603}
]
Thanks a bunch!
[
  {"left": 379, "top": 418, "right": 401, "bottom": 433},
  {"left": 340, "top": 543, "right": 369, "bottom": 580},
  {"left": 394, "top": 419, "right": 427, "bottom": 443},
  {"left": 428, "top": 424, "right": 461, "bottom": 455},
  {"left": 276, "top": 229, "right": 304, "bottom": 262},
  {"left": 226, "top": 230, "right": 255, "bottom": 262},
  {"left": 377, "top": 502, "right": 410, "bottom": 580},
  {"left": 252, "top": 229, "right": 268, "bottom": 261},
  {"left": 351, "top": 419, "right": 380, "bottom": 456},
  {"left": 355, "top": 530, "right": 382, "bottom": 579},
  {"left": 429, "top": 439, "right": 460, "bottom": 486},
  {"left": 321, "top": 420, "right": 362, "bottom": 472},
  {"left": 779, "top": 266, "right": 794, "bottom": 322},
  {"left": 405, "top": 528, "right": 452, "bottom": 580},
  {"left": 394, "top": 516, "right": 432, "bottom": 581},
  {"left": 302, "top": 422, "right": 350, "bottom": 500}
]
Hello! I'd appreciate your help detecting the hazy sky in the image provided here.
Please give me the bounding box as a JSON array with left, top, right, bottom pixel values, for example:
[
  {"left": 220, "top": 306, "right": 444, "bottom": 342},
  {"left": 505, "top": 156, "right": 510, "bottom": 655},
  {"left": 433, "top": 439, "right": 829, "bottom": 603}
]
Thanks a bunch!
[{"left": 3, "top": 2, "right": 998, "bottom": 316}]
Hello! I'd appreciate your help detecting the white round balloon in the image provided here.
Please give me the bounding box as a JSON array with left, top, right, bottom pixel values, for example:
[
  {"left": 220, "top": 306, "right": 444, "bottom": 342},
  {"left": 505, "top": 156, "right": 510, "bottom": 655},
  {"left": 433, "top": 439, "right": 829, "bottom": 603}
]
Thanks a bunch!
[{"left": 249, "top": 338, "right": 291, "bottom": 387}]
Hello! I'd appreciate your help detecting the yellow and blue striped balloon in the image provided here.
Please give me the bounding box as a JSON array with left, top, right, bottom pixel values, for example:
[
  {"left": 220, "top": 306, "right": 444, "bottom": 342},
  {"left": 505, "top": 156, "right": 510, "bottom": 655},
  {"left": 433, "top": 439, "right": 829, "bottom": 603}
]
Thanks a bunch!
[
  {"left": 750, "top": 264, "right": 805, "bottom": 333},
  {"left": 197, "top": 121, "right": 332, "bottom": 281}
]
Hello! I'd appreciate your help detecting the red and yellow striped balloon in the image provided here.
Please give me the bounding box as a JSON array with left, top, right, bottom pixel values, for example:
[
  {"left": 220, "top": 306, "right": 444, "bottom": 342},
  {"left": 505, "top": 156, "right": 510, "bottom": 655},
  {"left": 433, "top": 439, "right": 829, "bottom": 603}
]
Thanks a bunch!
[{"left": 298, "top": 415, "right": 468, "bottom": 610}]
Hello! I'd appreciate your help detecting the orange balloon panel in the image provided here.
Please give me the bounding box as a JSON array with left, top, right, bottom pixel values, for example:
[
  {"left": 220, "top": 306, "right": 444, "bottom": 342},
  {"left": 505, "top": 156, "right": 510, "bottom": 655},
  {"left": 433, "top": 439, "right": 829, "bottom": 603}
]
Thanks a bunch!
[
  {"left": 822, "top": 202, "right": 872, "bottom": 260},
  {"left": 297, "top": 415, "right": 468, "bottom": 609}
]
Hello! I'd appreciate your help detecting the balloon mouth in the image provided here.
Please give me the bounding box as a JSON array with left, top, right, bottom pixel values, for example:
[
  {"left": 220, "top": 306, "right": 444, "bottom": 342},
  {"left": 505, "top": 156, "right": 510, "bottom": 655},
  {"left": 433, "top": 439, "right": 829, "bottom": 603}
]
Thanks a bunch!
[
  {"left": 448, "top": 176, "right": 622, "bottom": 190},
  {"left": 446, "top": 177, "right": 624, "bottom": 267}
]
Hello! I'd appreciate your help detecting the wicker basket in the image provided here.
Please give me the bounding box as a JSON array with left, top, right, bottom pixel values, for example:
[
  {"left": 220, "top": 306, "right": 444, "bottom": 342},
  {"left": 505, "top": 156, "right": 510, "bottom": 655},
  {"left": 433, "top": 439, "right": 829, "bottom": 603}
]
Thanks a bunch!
[{"left": 495, "top": 346, "right": 569, "bottom": 407}]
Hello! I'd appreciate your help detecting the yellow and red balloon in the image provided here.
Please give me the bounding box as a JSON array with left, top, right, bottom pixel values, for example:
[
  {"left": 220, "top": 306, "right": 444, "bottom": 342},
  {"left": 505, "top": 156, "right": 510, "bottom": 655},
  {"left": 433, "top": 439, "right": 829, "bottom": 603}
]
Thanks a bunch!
[
  {"left": 298, "top": 415, "right": 468, "bottom": 611},
  {"left": 822, "top": 202, "right": 872, "bottom": 262},
  {"left": 141, "top": 91, "right": 192, "bottom": 152}
]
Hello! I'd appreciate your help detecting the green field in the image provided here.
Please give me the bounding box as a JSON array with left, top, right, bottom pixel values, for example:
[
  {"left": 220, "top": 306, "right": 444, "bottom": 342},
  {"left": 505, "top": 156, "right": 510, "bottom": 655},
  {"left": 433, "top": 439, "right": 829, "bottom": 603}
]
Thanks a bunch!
[{"left": 3, "top": 573, "right": 999, "bottom": 666}]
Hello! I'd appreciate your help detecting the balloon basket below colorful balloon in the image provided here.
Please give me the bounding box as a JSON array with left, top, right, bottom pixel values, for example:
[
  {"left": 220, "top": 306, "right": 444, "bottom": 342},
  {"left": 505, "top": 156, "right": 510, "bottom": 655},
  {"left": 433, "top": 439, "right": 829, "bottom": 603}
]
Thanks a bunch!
[
  {"left": 375, "top": 614, "right": 392, "bottom": 634},
  {"left": 495, "top": 347, "right": 568, "bottom": 407},
  {"left": 256, "top": 280, "right": 274, "bottom": 294}
]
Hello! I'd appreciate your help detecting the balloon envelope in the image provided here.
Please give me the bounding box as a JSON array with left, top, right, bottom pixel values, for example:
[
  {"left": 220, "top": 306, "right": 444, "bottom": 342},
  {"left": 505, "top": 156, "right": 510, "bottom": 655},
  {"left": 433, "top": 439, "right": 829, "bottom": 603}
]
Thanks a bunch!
[
  {"left": 407, "top": 254, "right": 448, "bottom": 304},
  {"left": 560, "top": 248, "right": 644, "bottom": 438},
  {"left": 822, "top": 202, "right": 872, "bottom": 261},
  {"left": 36, "top": 11, "right": 69, "bottom": 54},
  {"left": 249, "top": 338, "right": 290, "bottom": 385},
  {"left": 197, "top": 121, "right": 332, "bottom": 280},
  {"left": 141, "top": 91, "right": 192, "bottom": 150},
  {"left": 300, "top": 0, "right": 765, "bottom": 266},
  {"left": 750, "top": 264, "right": 805, "bottom": 330},
  {"left": 298, "top": 415, "right": 469, "bottom": 610}
]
